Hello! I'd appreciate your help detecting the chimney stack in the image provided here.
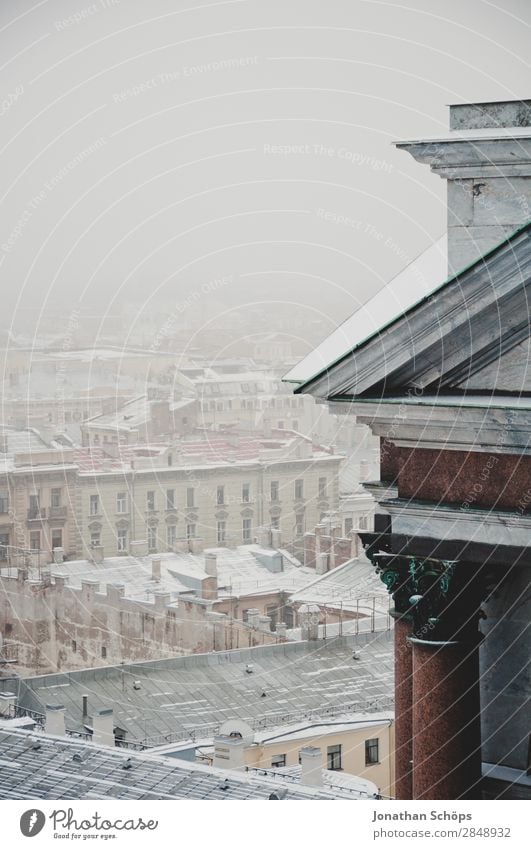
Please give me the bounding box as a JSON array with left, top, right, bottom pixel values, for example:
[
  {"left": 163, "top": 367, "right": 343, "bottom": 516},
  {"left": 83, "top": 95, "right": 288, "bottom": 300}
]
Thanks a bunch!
[
  {"left": 396, "top": 99, "right": 531, "bottom": 273},
  {"left": 0, "top": 692, "right": 16, "bottom": 717},
  {"left": 91, "top": 545, "right": 104, "bottom": 565},
  {"left": 204, "top": 550, "right": 217, "bottom": 577},
  {"left": 151, "top": 556, "right": 162, "bottom": 581},
  {"left": 92, "top": 708, "right": 114, "bottom": 747},
  {"left": 45, "top": 704, "right": 66, "bottom": 737},
  {"left": 213, "top": 735, "right": 246, "bottom": 771},
  {"left": 270, "top": 529, "right": 282, "bottom": 550},
  {"left": 299, "top": 603, "right": 320, "bottom": 641},
  {"left": 299, "top": 746, "right": 323, "bottom": 787},
  {"left": 315, "top": 553, "right": 329, "bottom": 575}
]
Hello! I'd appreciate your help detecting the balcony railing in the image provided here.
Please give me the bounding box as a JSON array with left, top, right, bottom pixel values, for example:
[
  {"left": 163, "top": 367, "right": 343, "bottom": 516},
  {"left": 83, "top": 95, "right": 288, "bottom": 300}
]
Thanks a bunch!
[{"left": 27, "top": 507, "right": 46, "bottom": 521}]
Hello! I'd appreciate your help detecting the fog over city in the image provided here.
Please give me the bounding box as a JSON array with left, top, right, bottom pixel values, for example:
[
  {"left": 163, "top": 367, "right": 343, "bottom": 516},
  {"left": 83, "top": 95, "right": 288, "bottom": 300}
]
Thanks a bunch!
[{"left": 0, "top": 0, "right": 528, "bottom": 349}]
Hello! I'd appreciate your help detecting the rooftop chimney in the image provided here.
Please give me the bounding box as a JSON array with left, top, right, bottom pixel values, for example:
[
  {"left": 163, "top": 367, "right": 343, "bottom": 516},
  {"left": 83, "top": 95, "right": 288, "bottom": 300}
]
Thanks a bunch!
[
  {"left": 92, "top": 708, "right": 114, "bottom": 747},
  {"left": 0, "top": 692, "right": 16, "bottom": 717},
  {"left": 299, "top": 745, "right": 323, "bottom": 787},
  {"left": 315, "top": 553, "right": 329, "bottom": 575},
  {"left": 397, "top": 99, "right": 531, "bottom": 273},
  {"left": 299, "top": 603, "right": 320, "bottom": 640},
  {"left": 270, "top": 529, "right": 282, "bottom": 549},
  {"left": 204, "top": 550, "right": 218, "bottom": 577},
  {"left": 151, "top": 556, "right": 162, "bottom": 581},
  {"left": 91, "top": 545, "right": 104, "bottom": 565},
  {"left": 45, "top": 704, "right": 66, "bottom": 737},
  {"left": 213, "top": 734, "right": 246, "bottom": 771}
]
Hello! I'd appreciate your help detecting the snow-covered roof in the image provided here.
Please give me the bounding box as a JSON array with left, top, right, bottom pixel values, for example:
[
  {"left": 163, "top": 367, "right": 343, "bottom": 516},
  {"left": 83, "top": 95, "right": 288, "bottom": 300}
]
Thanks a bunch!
[{"left": 284, "top": 236, "right": 447, "bottom": 386}]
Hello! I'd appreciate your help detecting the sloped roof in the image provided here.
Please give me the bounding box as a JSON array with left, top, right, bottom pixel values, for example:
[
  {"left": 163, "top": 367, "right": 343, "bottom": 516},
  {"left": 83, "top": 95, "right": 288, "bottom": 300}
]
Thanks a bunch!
[
  {"left": 285, "top": 221, "right": 531, "bottom": 400},
  {"left": 0, "top": 728, "right": 346, "bottom": 800},
  {"left": 7, "top": 633, "right": 393, "bottom": 746},
  {"left": 283, "top": 236, "right": 447, "bottom": 387}
]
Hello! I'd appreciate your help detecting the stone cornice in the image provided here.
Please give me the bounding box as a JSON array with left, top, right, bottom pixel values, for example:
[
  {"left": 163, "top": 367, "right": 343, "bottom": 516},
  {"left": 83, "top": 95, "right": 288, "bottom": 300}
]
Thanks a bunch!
[
  {"left": 350, "top": 398, "right": 531, "bottom": 453},
  {"left": 380, "top": 497, "right": 531, "bottom": 549}
]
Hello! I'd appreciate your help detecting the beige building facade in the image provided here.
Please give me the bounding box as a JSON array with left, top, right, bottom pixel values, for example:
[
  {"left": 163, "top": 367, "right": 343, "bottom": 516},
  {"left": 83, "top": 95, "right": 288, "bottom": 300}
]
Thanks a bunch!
[{"left": 76, "top": 445, "right": 341, "bottom": 557}]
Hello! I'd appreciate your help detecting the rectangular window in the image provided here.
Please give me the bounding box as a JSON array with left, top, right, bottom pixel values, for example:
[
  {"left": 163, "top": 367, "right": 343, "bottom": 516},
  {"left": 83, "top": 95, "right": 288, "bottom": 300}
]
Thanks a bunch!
[
  {"left": 359, "top": 516, "right": 367, "bottom": 530},
  {"left": 166, "top": 489, "right": 175, "bottom": 509},
  {"left": 294, "top": 479, "right": 304, "bottom": 500},
  {"left": 117, "top": 528, "right": 127, "bottom": 551},
  {"left": 51, "top": 488, "right": 62, "bottom": 508},
  {"left": 0, "top": 492, "right": 9, "bottom": 514},
  {"left": 217, "top": 521, "right": 226, "bottom": 545},
  {"left": 167, "top": 525, "right": 177, "bottom": 549},
  {"left": 186, "top": 523, "right": 196, "bottom": 540},
  {"left": 146, "top": 490, "right": 156, "bottom": 511},
  {"left": 327, "top": 744, "right": 342, "bottom": 771},
  {"left": 186, "top": 487, "right": 195, "bottom": 508},
  {"left": 51, "top": 528, "right": 62, "bottom": 550},
  {"left": 365, "top": 738, "right": 379, "bottom": 765},
  {"left": 101, "top": 646, "right": 107, "bottom": 659},
  {"left": 89, "top": 494, "right": 99, "bottom": 515},
  {"left": 271, "top": 753, "right": 286, "bottom": 768},
  {"left": 90, "top": 531, "right": 100, "bottom": 548},
  {"left": 147, "top": 526, "right": 157, "bottom": 552},
  {"left": 116, "top": 492, "right": 127, "bottom": 513},
  {"left": 277, "top": 421, "right": 284, "bottom": 429},
  {"left": 242, "top": 483, "right": 250, "bottom": 503},
  {"left": 295, "top": 516, "right": 304, "bottom": 537},
  {"left": 30, "top": 531, "right": 40, "bottom": 551},
  {"left": 242, "top": 518, "right": 252, "bottom": 542},
  {"left": 318, "top": 477, "right": 327, "bottom": 499},
  {"left": 344, "top": 517, "right": 353, "bottom": 535},
  {"left": 216, "top": 485, "right": 225, "bottom": 506},
  {"left": 71, "top": 640, "right": 77, "bottom": 653},
  {"left": 270, "top": 481, "right": 279, "bottom": 502}
]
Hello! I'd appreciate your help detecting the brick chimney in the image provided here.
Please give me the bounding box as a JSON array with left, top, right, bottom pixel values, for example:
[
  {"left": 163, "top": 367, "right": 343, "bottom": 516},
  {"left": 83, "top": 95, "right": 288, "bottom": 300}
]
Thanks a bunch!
[{"left": 396, "top": 99, "right": 531, "bottom": 273}]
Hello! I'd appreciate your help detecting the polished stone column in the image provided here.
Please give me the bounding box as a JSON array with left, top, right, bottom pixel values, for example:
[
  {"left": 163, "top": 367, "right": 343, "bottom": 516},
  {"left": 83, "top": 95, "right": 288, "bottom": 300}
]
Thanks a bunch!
[
  {"left": 411, "top": 637, "right": 482, "bottom": 800},
  {"left": 393, "top": 613, "right": 413, "bottom": 799}
]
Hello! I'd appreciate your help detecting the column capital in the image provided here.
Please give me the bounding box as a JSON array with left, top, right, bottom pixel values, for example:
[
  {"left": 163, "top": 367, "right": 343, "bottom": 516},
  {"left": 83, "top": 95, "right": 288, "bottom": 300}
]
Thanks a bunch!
[{"left": 373, "top": 553, "right": 489, "bottom": 643}]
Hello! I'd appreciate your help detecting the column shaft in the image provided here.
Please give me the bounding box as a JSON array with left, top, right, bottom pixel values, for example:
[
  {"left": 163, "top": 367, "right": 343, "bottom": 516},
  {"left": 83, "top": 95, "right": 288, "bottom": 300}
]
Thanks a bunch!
[
  {"left": 393, "top": 616, "right": 413, "bottom": 799},
  {"left": 412, "top": 639, "right": 482, "bottom": 800}
]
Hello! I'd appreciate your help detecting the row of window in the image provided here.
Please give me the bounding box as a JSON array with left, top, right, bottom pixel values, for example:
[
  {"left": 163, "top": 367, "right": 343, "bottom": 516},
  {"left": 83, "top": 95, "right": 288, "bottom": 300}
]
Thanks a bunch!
[
  {"left": 202, "top": 381, "right": 289, "bottom": 395},
  {"left": 28, "top": 528, "right": 63, "bottom": 551},
  {"left": 13, "top": 489, "right": 64, "bottom": 512},
  {"left": 201, "top": 397, "right": 304, "bottom": 411},
  {"left": 88, "top": 479, "right": 328, "bottom": 515},
  {"left": 90, "top": 518, "right": 256, "bottom": 552},
  {"left": 270, "top": 739, "right": 380, "bottom": 771}
]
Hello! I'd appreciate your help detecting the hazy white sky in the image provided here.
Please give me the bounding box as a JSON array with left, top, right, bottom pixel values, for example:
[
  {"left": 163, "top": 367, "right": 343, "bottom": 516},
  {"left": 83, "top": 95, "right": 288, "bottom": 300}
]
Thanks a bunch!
[{"left": 0, "top": 0, "right": 529, "bottom": 349}]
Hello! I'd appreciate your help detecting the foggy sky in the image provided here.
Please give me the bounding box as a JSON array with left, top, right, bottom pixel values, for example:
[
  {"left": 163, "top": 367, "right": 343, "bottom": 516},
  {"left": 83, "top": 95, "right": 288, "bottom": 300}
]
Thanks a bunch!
[{"left": 0, "top": 0, "right": 529, "bottom": 350}]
